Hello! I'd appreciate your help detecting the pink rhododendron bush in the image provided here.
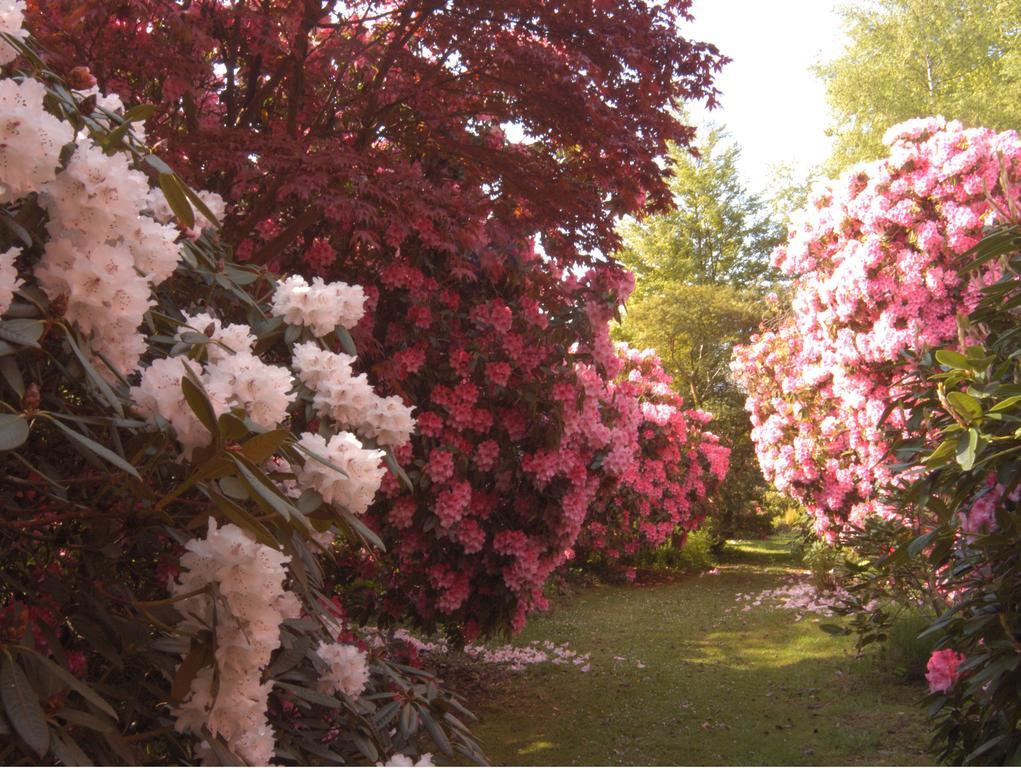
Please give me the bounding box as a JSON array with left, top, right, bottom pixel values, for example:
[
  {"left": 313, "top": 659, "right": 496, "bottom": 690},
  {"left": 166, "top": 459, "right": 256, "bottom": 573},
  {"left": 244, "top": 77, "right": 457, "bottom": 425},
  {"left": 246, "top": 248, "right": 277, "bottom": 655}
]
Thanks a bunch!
[
  {"left": 341, "top": 255, "right": 666, "bottom": 638},
  {"left": 0, "top": 22, "right": 481, "bottom": 765},
  {"left": 577, "top": 344, "right": 729, "bottom": 566},
  {"left": 731, "top": 117, "right": 1021, "bottom": 536}
]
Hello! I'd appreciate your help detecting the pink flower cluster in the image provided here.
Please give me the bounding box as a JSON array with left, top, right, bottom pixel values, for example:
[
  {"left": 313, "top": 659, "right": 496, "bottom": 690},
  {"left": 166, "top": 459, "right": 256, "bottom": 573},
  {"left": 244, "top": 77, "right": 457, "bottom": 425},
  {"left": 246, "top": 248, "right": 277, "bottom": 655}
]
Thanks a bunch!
[
  {"left": 578, "top": 345, "right": 729, "bottom": 562},
  {"left": 344, "top": 241, "right": 727, "bottom": 638},
  {"left": 732, "top": 118, "right": 1021, "bottom": 534},
  {"left": 926, "top": 648, "right": 964, "bottom": 694}
]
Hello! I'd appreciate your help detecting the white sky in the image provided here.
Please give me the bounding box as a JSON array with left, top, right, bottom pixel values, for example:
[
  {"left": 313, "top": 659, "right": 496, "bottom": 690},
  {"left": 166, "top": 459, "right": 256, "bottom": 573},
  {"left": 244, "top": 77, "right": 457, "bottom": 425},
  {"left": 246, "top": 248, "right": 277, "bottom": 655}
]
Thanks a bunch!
[{"left": 686, "top": 0, "right": 853, "bottom": 194}]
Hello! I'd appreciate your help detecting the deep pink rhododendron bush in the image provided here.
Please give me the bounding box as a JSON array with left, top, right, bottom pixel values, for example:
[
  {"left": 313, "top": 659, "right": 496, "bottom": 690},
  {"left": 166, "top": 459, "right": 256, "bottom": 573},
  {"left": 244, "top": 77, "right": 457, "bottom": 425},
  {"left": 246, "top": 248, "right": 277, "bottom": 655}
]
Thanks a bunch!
[{"left": 731, "top": 117, "right": 1021, "bottom": 535}]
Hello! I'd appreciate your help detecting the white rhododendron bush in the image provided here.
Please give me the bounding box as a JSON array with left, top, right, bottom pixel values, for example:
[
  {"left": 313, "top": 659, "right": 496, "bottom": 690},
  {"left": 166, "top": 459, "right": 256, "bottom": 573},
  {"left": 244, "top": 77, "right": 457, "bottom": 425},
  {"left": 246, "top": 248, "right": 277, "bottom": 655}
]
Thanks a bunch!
[{"left": 0, "top": 14, "right": 480, "bottom": 766}]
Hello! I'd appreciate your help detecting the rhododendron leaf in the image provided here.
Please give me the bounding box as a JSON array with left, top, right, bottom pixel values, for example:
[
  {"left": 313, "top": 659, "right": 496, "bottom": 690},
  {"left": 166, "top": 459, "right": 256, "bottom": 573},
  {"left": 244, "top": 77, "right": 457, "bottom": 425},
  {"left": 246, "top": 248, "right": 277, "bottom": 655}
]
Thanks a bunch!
[
  {"left": 49, "top": 727, "right": 91, "bottom": 767},
  {"left": 1, "top": 654, "right": 49, "bottom": 757},
  {"left": 122, "top": 104, "right": 155, "bottom": 123},
  {"left": 142, "top": 153, "right": 174, "bottom": 176},
  {"left": 170, "top": 639, "right": 212, "bottom": 703},
  {"left": 0, "top": 210, "right": 32, "bottom": 248},
  {"left": 216, "top": 412, "right": 248, "bottom": 442},
  {"left": 274, "top": 681, "right": 344, "bottom": 709},
  {"left": 337, "top": 508, "right": 385, "bottom": 552},
  {"left": 0, "top": 414, "right": 29, "bottom": 451},
  {"left": 204, "top": 734, "right": 244, "bottom": 767},
  {"left": 283, "top": 323, "right": 301, "bottom": 345},
  {"left": 157, "top": 172, "right": 195, "bottom": 229},
  {"left": 62, "top": 327, "right": 124, "bottom": 417},
  {"left": 54, "top": 708, "right": 116, "bottom": 733},
  {"left": 230, "top": 454, "right": 308, "bottom": 530},
  {"left": 956, "top": 429, "right": 979, "bottom": 470},
  {"left": 47, "top": 417, "right": 140, "bottom": 479},
  {"left": 178, "top": 332, "right": 210, "bottom": 345},
  {"left": 208, "top": 491, "right": 276, "bottom": 548},
  {"left": 384, "top": 449, "right": 413, "bottom": 491},
  {"left": 989, "top": 395, "right": 1021, "bottom": 413},
  {"left": 180, "top": 374, "right": 218, "bottom": 435},
  {"left": 238, "top": 429, "right": 291, "bottom": 463},
  {"left": 935, "top": 350, "right": 971, "bottom": 370},
  {"left": 416, "top": 705, "right": 452, "bottom": 756},
  {"left": 335, "top": 326, "right": 358, "bottom": 356},
  {"left": 351, "top": 731, "right": 379, "bottom": 763},
  {"left": 14, "top": 647, "right": 117, "bottom": 720},
  {"left": 296, "top": 489, "right": 323, "bottom": 515},
  {"left": 947, "top": 392, "right": 983, "bottom": 422},
  {"left": 217, "top": 475, "right": 248, "bottom": 501},
  {"left": 0, "top": 319, "right": 43, "bottom": 348},
  {"left": 182, "top": 184, "right": 221, "bottom": 229}
]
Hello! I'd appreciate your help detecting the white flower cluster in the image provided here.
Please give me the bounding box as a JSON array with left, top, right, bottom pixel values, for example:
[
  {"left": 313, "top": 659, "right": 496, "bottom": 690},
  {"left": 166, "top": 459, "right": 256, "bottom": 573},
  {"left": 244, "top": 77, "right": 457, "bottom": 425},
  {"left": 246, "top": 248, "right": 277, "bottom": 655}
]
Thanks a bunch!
[
  {"left": 0, "top": 77, "right": 74, "bottom": 204},
  {"left": 378, "top": 753, "right": 434, "bottom": 767},
  {"left": 171, "top": 519, "right": 302, "bottom": 766},
  {"left": 0, "top": 246, "right": 21, "bottom": 315},
  {"left": 131, "top": 315, "right": 295, "bottom": 455},
  {"left": 294, "top": 432, "right": 386, "bottom": 515},
  {"left": 315, "top": 641, "right": 369, "bottom": 699},
  {"left": 34, "top": 138, "right": 186, "bottom": 376},
  {"left": 292, "top": 341, "right": 415, "bottom": 447},
  {"left": 0, "top": 0, "right": 27, "bottom": 67},
  {"left": 271, "top": 274, "right": 366, "bottom": 337}
]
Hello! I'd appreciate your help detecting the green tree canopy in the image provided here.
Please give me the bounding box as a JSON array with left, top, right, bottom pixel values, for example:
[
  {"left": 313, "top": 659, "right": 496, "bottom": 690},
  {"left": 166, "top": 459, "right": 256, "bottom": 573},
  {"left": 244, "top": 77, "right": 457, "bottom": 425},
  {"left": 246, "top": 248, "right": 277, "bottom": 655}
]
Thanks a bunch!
[
  {"left": 818, "top": 0, "right": 1021, "bottom": 170},
  {"left": 618, "top": 126, "right": 783, "bottom": 293},
  {"left": 618, "top": 283, "right": 761, "bottom": 410}
]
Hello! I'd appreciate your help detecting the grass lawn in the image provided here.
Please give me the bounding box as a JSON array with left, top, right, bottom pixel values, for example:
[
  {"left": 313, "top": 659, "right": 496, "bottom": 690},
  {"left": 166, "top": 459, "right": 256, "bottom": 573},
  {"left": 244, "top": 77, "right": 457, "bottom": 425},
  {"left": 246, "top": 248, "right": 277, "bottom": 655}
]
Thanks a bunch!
[{"left": 464, "top": 537, "right": 932, "bottom": 766}]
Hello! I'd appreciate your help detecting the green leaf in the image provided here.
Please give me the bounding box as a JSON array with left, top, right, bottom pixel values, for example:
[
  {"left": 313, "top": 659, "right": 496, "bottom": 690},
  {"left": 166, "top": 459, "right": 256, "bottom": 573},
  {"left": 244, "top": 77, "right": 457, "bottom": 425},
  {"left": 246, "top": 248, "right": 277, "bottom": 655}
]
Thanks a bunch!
[
  {"left": 216, "top": 412, "right": 248, "bottom": 442},
  {"left": 923, "top": 438, "right": 955, "bottom": 467},
  {"left": 337, "top": 507, "right": 386, "bottom": 552},
  {"left": 335, "top": 326, "right": 358, "bottom": 356},
  {"left": 239, "top": 429, "right": 291, "bottom": 463},
  {"left": 122, "top": 103, "right": 155, "bottom": 123},
  {"left": 47, "top": 417, "right": 141, "bottom": 479},
  {"left": 947, "top": 391, "right": 983, "bottom": 422},
  {"left": 956, "top": 428, "right": 979, "bottom": 471},
  {"left": 171, "top": 640, "right": 212, "bottom": 703},
  {"left": 1, "top": 654, "right": 50, "bottom": 757},
  {"left": 273, "top": 681, "right": 343, "bottom": 709},
  {"left": 989, "top": 395, "right": 1021, "bottom": 413},
  {"left": 180, "top": 375, "right": 218, "bottom": 435},
  {"left": 143, "top": 154, "right": 174, "bottom": 175},
  {"left": 0, "top": 319, "right": 44, "bottom": 348},
  {"left": 0, "top": 357, "right": 25, "bottom": 399},
  {"left": 208, "top": 492, "right": 276, "bottom": 548},
  {"left": 217, "top": 475, "right": 249, "bottom": 501},
  {"left": 417, "top": 705, "right": 452, "bottom": 756},
  {"left": 49, "top": 726, "right": 92, "bottom": 767},
  {"left": 14, "top": 647, "right": 117, "bottom": 720},
  {"left": 230, "top": 455, "right": 301, "bottom": 525},
  {"left": 0, "top": 414, "right": 29, "bottom": 451},
  {"left": 62, "top": 328, "right": 124, "bottom": 417},
  {"left": 181, "top": 184, "right": 221, "bottom": 229},
  {"left": 935, "top": 350, "right": 971, "bottom": 370},
  {"left": 158, "top": 173, "right": 195, "bottom": 230}
]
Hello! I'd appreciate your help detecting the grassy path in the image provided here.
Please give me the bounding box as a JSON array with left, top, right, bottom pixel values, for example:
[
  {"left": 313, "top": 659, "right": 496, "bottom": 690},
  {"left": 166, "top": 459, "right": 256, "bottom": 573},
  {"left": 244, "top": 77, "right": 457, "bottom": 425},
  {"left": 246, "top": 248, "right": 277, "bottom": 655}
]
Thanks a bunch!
[{"left": 467, "top": 538, "right": 932, "bottom": 765}]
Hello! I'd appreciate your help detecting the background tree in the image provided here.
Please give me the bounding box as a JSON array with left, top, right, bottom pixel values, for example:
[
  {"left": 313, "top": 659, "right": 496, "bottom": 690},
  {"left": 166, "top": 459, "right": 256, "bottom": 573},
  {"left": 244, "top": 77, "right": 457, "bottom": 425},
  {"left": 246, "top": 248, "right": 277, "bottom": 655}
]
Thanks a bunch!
[
  {"left": 618, "top": 126, "right": 780, "bottom": 293},
  {"left": 817, "top": 0, "right": 1021, "bottom": 170},
  {"left": 615, "top": 126, "right": 783, "bottom": 542}
]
